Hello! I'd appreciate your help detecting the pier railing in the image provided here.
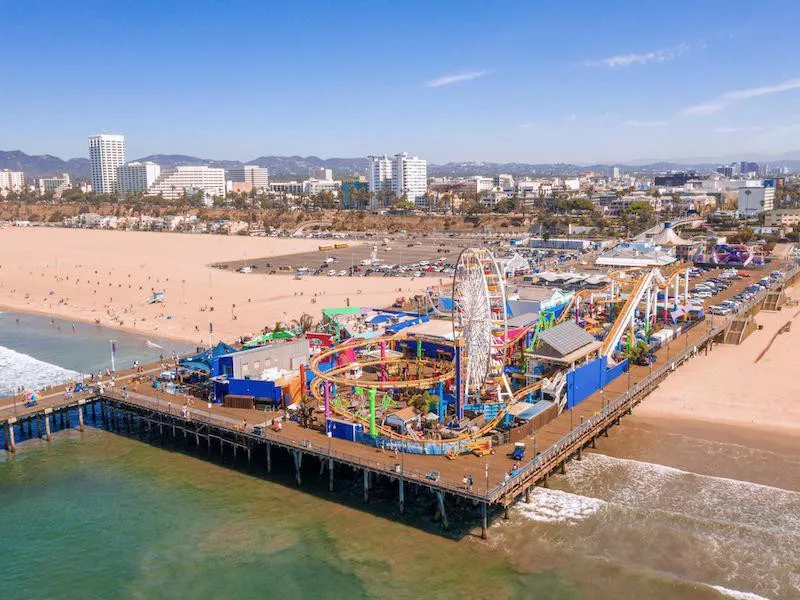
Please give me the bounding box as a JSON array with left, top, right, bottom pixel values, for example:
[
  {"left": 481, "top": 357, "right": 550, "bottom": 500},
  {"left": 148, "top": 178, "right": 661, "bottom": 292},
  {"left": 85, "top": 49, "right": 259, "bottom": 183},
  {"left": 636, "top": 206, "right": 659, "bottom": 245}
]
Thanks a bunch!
[{"left": 484, "top": 266, "right": 800, "bottom": 504}]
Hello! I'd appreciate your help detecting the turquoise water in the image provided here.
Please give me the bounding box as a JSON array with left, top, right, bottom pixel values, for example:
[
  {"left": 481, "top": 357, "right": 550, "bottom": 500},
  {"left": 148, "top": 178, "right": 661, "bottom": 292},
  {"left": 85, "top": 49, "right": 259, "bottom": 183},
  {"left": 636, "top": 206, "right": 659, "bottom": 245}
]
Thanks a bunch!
[{"left": 0, "top": 430, "right": 569, "bottom": 600}]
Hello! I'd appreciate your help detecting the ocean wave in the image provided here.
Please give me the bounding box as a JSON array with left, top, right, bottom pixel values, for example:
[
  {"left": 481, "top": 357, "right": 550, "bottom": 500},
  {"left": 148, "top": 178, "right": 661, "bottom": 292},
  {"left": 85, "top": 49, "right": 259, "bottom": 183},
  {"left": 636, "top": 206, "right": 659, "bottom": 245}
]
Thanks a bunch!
[
  {"left": 0, "top": 345, "right": 80, "bottom": 396},
  {"left": 709, "top": 585, "right": 771, "bottom": 600},
  {"left": 515, "top": 487, "right": 604, "bottom": 524},
  {"left": 561, "top": 453, "right": 800, "bottom": 534}
]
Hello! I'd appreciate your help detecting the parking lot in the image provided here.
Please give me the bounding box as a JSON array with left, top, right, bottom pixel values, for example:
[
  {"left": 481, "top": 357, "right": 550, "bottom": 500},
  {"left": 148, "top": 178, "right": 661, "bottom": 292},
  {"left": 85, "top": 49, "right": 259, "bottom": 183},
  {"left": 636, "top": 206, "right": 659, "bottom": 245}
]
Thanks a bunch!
[
  {"left": 687, "top": 266, "right": 785, "bottom": 315},
  {"left": 214, "top": 237, "right": 469, "bottom": 279}
]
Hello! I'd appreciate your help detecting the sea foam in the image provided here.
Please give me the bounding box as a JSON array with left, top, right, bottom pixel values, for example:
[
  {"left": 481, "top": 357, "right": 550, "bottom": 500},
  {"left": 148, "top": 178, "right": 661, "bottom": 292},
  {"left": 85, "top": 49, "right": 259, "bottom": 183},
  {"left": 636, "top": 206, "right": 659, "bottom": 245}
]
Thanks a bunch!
[
  {"left": 709, "top": 584, "right": 771, "bottom": 600},
  {"left": 0, "top": 345, "right": 80, "bottom": 397},
  {"left": 515, "top": 487, "right": 604, "bottom": 524}
]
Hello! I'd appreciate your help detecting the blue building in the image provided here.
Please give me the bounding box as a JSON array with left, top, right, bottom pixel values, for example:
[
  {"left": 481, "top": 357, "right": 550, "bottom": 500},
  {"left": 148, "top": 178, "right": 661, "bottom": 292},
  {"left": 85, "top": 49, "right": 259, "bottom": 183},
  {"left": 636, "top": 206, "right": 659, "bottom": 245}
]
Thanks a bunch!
[{"left": 341, "top": 180, "right": 369, "bottom": 209}]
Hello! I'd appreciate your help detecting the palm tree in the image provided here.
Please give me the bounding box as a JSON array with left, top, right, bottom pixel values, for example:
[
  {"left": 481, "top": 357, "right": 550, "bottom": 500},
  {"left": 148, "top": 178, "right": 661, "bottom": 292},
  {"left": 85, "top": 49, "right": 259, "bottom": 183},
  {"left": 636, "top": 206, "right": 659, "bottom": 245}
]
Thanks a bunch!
[{"left": 297, "top": 313, "right": 314, "bottom": 333}]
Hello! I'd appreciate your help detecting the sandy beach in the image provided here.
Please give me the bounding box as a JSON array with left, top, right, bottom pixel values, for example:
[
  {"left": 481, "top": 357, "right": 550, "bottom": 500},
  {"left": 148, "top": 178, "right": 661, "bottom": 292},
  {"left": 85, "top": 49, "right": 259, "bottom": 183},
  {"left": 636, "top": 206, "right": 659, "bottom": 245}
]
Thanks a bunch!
[
  {"left": 0, "top": 228, "right": 433, "bottom": 346},
  {"left": 637, "top": 284, "right": 800, "bottom": 436}
]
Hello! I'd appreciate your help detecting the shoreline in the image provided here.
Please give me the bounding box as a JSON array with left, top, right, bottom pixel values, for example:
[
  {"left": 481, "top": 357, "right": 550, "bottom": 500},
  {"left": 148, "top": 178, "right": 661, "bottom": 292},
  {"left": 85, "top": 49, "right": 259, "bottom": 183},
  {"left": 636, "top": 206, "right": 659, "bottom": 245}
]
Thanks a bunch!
[
  {"left": 0, "top": 302, "right": 201, "bottom": 345},
  {"left": 0, "top": 228, "right": 432, "bottom": 346},
  {"left": 631, "top": 413, "right": 800, "bottom": 456}
]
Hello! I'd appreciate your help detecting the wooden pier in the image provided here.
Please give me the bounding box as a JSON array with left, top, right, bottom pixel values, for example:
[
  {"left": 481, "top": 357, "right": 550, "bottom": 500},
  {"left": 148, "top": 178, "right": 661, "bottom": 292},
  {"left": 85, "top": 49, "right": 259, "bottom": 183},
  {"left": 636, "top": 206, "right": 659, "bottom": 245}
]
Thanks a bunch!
[{"left": 2, "top": 266, "right": 797, "bottom": 538}]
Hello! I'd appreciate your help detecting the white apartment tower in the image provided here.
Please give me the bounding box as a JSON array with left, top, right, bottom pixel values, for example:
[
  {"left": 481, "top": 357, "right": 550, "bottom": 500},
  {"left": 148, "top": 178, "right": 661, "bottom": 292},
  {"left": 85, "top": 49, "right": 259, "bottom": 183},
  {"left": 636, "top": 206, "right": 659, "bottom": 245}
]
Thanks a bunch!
[
  {"left": 117, "top": 162, "right": 161, "bottom": 195},
  {"left": 227, "top": 165, "right": 269, "bottom": 189},
  {"left": 88, "top": 134, "right": 126, "bottom": 194},
  {"left": 368, "top": 154, "right": 393, "bottom": 197},
  {"left": 392, "top": 153, "right": 428, "bottom": 207},
  {"left": 0, "top": 170, "right": 24, "bottom": 194}
]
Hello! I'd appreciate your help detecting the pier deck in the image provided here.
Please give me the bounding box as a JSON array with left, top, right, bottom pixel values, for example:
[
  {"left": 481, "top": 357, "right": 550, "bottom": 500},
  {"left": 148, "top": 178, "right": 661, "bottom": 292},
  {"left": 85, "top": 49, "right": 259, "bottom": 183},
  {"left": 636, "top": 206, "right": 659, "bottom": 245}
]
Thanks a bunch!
[{"left": 2, "top": 267, "right": 796, "bottom": 535}]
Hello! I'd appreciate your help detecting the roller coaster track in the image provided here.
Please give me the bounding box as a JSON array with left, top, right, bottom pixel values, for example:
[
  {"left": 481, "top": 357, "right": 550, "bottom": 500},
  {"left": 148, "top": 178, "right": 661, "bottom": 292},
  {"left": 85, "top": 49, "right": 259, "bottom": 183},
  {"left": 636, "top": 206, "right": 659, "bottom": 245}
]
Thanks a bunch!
[{"left": 601, "top": 268, "right": 665, "bottom": 358}]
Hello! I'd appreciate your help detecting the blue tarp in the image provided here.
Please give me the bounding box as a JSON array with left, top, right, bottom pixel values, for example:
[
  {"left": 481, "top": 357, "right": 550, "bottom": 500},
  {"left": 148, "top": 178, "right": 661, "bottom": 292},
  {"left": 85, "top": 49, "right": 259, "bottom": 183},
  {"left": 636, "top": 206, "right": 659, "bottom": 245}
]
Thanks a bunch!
[
  {"left": 368, "top": 314, "right": 393, "bottom": 324},
  {"left": 385, "top": 315, "right": 430, "bottom": 334},
  {"left": 179, "top": 342, "right": 237, "bottom": 374}
]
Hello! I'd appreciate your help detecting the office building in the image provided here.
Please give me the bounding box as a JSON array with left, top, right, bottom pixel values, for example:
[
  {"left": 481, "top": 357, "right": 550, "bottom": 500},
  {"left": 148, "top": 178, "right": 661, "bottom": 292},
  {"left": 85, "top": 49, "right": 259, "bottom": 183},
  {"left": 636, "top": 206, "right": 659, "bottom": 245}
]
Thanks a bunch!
[
  {"left": 37, "top": 173, "right": 71, "bottom": 198},
  {"left": 269, "top": 181, "right": 304, "bottom": 195},
  {"left": 88, "top": 134, "right": 126, "bottom": 194},
  {"left": 304, "top": 178, "right": 340, "bottom": 195},
  {"left": 740, "top": 161, "right": 760, "bottom": 177},
  {"left": 716, "top": 165, "right": 734, "bottom": 177},
  {"left": 493, "top": 174, "right": 514, "bottom": 191},
  {"left": 147, "top": 166, "right": 225, "bottom": 202},
  {"left": 341, "top": 180, "right": 370, "bottom": 209},
  {"left": 309, "top": 166, "right": 333, "bottom": 181},
  {"left": 117, "top": 162, "right": 161, "bottom": 195},
  {"left": 392, "top": 152, "right": 427, "bottom": 207},
  {"left": 227, "top": 165, "right": 269, "bottom": 190},
  {"left": 764, "top": 208, "right": 800, "bottom": 228},
  {"left": 0, "top": 169, "right": 24, "bottom": 194},
  {"left": 737, "top": 186, "right": 775, "bottom": 216},
  {"left": 611, "top": 166, "right": 620, "bottom": 179}
]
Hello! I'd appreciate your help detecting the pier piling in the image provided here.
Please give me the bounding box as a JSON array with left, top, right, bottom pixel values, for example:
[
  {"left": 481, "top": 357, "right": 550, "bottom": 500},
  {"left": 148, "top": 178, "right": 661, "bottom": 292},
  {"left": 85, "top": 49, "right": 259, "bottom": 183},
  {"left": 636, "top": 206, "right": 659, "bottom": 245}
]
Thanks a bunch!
[
  {"left": 481, "top": 503, "right": 488, "bottom": 539},
  {"left": 363, "top": 470, "right": 370, "bottom": 503},
  {"left": 398, "top": 477, "right": 405, "bottom": 514},
  {"left": 44, "top": 410, "right": 52, "bottom": 442},
  {"left": 293, "top": 450, "right": 303, "bottom": 486},
  {"left": 4, "top": 422, "right": 16, "bottom": 453},
  {"left": 328, "top": 458, "right": 334, "bottom": 492},
  {"left": 436, "top": 491, "right": 449, "bottom": 530},
  {"left": 78, "top": 402, "right": 85, "bottom": 432},
  {"left": 266, "top": 443, "right": 272, "bottom": 473}
]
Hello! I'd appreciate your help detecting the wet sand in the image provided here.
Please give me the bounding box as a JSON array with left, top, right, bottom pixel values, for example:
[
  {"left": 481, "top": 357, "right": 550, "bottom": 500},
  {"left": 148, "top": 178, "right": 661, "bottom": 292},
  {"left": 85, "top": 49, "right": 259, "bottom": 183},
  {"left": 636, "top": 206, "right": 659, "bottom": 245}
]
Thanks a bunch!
[{"left": 0, "top": 228, "right": 433, "bottom": 346}]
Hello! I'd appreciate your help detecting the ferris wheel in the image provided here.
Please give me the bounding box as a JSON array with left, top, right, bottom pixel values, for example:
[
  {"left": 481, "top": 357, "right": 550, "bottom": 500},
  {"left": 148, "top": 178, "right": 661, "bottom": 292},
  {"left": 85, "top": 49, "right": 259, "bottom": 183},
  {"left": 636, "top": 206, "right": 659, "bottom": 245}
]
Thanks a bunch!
[{"left": 452, "top": 248, "right": 508, "bottom": 400}]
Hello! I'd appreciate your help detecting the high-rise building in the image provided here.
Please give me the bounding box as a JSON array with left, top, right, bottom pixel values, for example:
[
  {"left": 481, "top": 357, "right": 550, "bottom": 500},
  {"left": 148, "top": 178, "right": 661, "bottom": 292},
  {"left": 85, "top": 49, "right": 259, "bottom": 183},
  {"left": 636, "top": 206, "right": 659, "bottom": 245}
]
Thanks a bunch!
[
  {"left": 611, "top": 166, "right": 620, "bottom": 179},
  {"left": 0, "top": 169, "right": 24, "bottom": 194},
  {"left": 146, "top": 165, "right": 226, "bottom": 202},
  {"left": 367, "top": 155, "right": 393, "bottom": 208},
  {"left": 716, "top": 165, "right": 734, "bottom": 177},
  {"left": 88, "top": 134, "right": 126, "bottom": 194},
  {"left": 227, "top": 165, "right": 270, "bottom": 190},
  {"left": 117, "top": 162, "right": 161, "bottom": 195},
  {"left": 392, "top": 153, "right": 427, "bottom": 207},
  {"left": 37, "top": 173, "right": 71, "bottom": 198},
  {"left": 740, "top": 161, "right": 760, "bottom": 177},
  {"left": 309, "top": 166, "right": 333, "bottom": 181}
]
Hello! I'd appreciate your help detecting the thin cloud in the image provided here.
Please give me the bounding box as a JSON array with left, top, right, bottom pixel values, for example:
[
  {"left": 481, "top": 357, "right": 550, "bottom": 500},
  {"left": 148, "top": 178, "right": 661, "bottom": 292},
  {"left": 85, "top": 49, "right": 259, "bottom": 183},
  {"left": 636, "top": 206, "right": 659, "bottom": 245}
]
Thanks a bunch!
[
  {"left": 624, "top": 120, "right": 669, "bottom": 128},
  {"left": 712, "top": 126, "right": 763, "bottom": 133},
  {"left": 518, "top": 122, "right": 536, "bottom": 129},
  {"left": 682, "top": 77, "right": 800, "bottom": 115},
  {"left": 565, "top": 114, "right": 577, "bottom": 122},
  {"left": 586, "top": 43, "right": 688, "bottom": 68},
  {"left": 426, "top": 70, "right": 488, "bottom": 88}
]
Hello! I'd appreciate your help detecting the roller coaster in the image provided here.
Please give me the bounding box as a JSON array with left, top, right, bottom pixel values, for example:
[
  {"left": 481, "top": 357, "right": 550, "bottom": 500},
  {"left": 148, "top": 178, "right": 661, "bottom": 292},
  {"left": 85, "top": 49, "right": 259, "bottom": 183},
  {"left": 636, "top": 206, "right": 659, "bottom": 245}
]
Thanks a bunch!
[{"left": 306, "top": 247, "right": 691, "bottom": 453}]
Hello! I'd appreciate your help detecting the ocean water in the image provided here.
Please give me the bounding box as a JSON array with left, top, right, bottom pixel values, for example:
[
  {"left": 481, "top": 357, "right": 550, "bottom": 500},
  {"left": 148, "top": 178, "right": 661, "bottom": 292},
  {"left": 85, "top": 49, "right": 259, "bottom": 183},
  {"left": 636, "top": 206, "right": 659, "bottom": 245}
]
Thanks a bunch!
[
  {"left": 0, "top": 310, "right": 194, "bottom": 396},
  {"left": 2, "top": 311, "right": 798, "bottom": 599}
]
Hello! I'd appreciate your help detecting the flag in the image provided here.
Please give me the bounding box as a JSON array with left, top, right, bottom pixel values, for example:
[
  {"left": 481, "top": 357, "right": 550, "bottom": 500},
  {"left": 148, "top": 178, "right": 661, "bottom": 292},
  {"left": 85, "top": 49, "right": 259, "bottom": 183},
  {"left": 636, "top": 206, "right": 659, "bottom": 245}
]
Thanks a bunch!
[
  {"left": 111, "top": 341, "right": 117, "bottom": 355},
  {"left": 209, "top": 322, "right": 213, "bottom": 334}
]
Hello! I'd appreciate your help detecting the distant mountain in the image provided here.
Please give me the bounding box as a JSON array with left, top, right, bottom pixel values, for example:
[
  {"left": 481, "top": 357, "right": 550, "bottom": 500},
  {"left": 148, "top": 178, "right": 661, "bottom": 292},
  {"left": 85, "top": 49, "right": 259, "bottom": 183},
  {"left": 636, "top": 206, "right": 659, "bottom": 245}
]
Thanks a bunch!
[
  {"left": 245, "top": 156, "right": 369, "bottom": 178},
  {"left": 0, "top": 150, "right": 90, "bottom": 179},
  {"left": 3, "top": 149, "right": 800, "bottom": 181}
]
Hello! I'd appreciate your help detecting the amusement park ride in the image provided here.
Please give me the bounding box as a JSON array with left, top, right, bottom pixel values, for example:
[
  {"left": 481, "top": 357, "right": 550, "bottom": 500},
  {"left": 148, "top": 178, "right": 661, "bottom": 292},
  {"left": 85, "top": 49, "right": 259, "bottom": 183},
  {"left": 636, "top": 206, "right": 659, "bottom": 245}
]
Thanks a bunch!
[{"left": 307, "top": 247, "right": 694, "bottom": 455}]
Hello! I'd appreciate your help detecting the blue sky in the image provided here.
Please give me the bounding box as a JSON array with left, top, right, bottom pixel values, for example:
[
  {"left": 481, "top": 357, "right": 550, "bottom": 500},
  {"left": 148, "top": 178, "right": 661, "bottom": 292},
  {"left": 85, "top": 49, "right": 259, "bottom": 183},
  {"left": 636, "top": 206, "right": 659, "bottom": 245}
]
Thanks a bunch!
[{"left": 2, "top": 0, "right": 800, "bottom": 163}]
